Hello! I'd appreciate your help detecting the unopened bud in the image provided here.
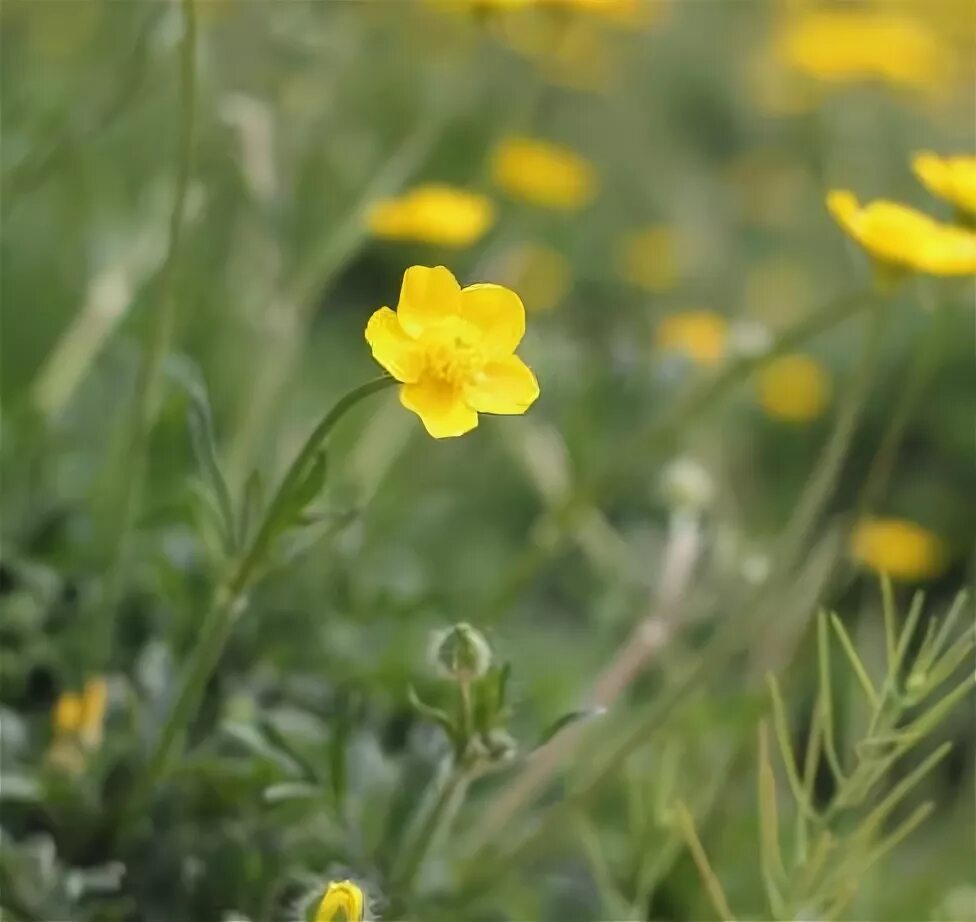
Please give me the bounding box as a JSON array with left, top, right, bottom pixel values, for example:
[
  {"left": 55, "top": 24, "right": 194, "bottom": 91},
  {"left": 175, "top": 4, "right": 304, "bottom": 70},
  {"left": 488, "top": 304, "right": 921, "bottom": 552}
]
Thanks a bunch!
[
  {"left": 661, "top": 457, "right": 714, "bottom": 513},
  {"left": 430, "top": 623, "right": 492, "bottom": 682}
]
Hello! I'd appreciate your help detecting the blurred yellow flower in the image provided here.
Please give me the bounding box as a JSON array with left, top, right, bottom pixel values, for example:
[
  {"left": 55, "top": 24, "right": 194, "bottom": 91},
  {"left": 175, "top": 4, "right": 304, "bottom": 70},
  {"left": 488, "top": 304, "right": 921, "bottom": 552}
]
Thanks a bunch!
[
  {"left": 776, "top": 10, "right": 950, "bottom": 91},
  {"left": 827, "top": 190, "right": 976, "bottom": 276},
  {"left": 655, "top": 311, "right": 727, "bottom": 367},
  {"left": 366, "top": 265, "right": 539, "bottom": 438},
  {"left": 618, "top": 226, "right": 678, "bottom": 293},
  {"left": 505, "top": 242, "right": 572, "bottom": 313},
  {"left": 756, "top": 354, "right": 830, "bottom": 423},
  {"left": 368, "top": 184, "right": 495, "bottom": 248},
  {"left": 913, "top": 153, "right": 976, "bottom": 216},
  {"left": 315, "top": 880, "right": 365, "bottom": 922},
  {"left": 49, "top": 678, "right": 108, "bottom": 771},
  {"left": 491, "top": 136, "right": 597, "bottom": 211},
  {"left": 851, "top": 517, "right": 948, "bottom": 582}
]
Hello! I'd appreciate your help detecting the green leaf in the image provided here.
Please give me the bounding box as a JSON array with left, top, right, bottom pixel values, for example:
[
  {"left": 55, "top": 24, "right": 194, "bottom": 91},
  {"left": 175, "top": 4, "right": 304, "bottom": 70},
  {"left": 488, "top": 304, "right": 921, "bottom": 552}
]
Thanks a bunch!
[
  {"left": 408, "top": 685, "right": 456, "bottom": 743},
  {"left": 184, "top": 381, "right": 237, "bottom": 551},
  {"left": 259, "top": 717, "right": 321, "bottom": 784},
  {"left": 221, "top": 721, "right": 303, "bottom": 776},
  {"left": 535, "top": 707, "right": 605, "bottom": 749},
  {"left": 238, "top": 469, "right": 265, "bottom": 549},
  {"left": 263, "top": 782, "right": 323, "bottom": 804}
]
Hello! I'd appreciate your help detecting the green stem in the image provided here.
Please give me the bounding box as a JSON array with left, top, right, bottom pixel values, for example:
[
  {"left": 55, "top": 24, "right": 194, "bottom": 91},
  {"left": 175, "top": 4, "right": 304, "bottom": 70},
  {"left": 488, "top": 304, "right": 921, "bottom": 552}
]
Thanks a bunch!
[
  {"left": 855, "top": 303, "right": 947, "bottom": 518},
  {"left": 123, "top": 376, "right": 394, "bottom": 818},
  {"left": 95, "top": 0, "right": 198, "bottom": 666},
  {"left": 775, "top": 296, "right": 886, "bottom": 569},
  {"left": 392, "top": 762, "right": 473, "bottom": 892}
]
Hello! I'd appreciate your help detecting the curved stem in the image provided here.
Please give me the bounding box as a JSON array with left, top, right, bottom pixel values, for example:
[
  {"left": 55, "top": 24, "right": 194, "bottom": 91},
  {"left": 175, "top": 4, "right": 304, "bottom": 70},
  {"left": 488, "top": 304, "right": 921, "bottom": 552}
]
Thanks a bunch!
[{"left": 122, "top": 376, "right": 395, "bottom": 819}]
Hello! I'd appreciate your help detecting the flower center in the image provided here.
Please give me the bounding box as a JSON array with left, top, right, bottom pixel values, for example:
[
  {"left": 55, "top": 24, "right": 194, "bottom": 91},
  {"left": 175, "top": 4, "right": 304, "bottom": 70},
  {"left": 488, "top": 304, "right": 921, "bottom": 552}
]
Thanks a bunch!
[{"left": 421, "top": 321, "right": 484, "bottom": 388}]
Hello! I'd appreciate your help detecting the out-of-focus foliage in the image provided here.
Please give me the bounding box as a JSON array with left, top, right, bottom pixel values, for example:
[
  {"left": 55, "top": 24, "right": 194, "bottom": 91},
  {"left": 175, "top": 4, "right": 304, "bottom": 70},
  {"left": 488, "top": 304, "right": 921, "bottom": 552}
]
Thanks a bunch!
[{"left": 1, "top": 1, "right": 974, "bottom": 920}]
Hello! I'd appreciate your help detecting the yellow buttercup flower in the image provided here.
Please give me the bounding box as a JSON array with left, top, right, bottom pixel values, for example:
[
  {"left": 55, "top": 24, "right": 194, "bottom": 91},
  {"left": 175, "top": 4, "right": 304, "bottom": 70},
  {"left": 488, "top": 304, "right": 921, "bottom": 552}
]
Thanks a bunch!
[
  {"left": 618, "top": 226, "right": 678, "bottom": 293},
  {"left": 827, "top": 190, "right": 976, "bottom": 277},
  {"left": 365, "top": 265, "right": 539, "bottom": 438},
  {"left": 851, "top": 517, "right": 948, "bottom": 582},
  {"left": 49, "top": 677, "right": 108, "bottom": 771},
  {"left": 368, "top": 184, "right": 495, "bottom": 249},
  {"left": 315, "top": 880, "right": 365, "bottom": 922},
  {"left": 655, "top": 311, "right": 727, "bottom": 367},
  {"left": 776, "top": 10, "right": 950, "bottom": 91},
  {"left": 491, "top": 136, "right": 597, "bottom": 211},
  {"left": 756, "top": 354, "right": 830, "bottom": 423},
  {"left": 913, "top": 153, "right": 976, "bottom": 217}
]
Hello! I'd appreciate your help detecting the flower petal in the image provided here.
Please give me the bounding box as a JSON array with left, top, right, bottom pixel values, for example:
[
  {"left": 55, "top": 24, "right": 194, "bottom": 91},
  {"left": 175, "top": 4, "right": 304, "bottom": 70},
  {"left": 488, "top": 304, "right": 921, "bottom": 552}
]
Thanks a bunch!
[
  {"left": 465, "top": 355, "right": 539, "bottom": 415},
  {"left": 461, "top": 283, "right": 526, "bottom": 355},
  {"left": 400, "top": 377, "right": 478, "bottom": 438},
  {"left": 365, "top": 307, "right": 423, "bottom": 382},
  {"left": 396, "top": 265, "right": 462, "bottom": 337}
]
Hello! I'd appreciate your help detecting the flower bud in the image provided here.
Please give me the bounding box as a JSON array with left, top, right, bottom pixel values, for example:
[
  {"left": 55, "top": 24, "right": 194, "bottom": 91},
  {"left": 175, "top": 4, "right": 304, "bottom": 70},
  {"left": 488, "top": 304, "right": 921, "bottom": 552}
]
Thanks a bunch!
[
  {"left": 430, "top": 623, "right": 492, "bottom": 682},
  {"left": 311, "top": 880, "right": 365, "bottom": 922},
  {"left": 660, "top": 457, "right": 714, "bottom": 513}
]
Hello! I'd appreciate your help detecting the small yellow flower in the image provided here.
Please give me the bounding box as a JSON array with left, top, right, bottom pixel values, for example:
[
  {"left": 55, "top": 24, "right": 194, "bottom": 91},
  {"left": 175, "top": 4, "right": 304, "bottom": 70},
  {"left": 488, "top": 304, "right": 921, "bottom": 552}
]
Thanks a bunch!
[
  {"left": 618, "top": 226, "right": 678, "bottom": 293},
  {"left": 776, "top": 10, "right": 950, "bottom": 91},
  {"left": 366, "top": 265, "right": 539, "bottom": 438},
  {"left": 491, "top": 136, "right": 597, "bottom": 211},
  {"left": 368, "top": 184, "right": 495, "bottom": 249},
  {"left": 49, "top": 678, "right": 108, "bottom": 771},
  {"left": 851, "top": 517, "right": 948, "bottom": 582},
  {"left": 827, "top": 190, "right": 976, "bottom": 276},
  {"left": 504, "top": 242, "right": 572, "bottom": 313},
  {"left": 655, "top": 311, "right": 728, "bottom": 367},
  {"left": 756, "top": 354, "right": 831, "bottom": 423},
  {"left": 913, "top": 152, "right": 976, "bottom": 217},
  {"left": 315, "top": 880, "right": 365, "bottom": 922},
  {"left": 53, "top": 678, "right": 108, "bottom": 748}
]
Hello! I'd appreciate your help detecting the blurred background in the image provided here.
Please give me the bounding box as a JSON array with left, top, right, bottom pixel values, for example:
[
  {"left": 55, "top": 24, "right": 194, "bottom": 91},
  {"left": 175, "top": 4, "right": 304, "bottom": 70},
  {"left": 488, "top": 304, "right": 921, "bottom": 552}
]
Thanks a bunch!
[{"left": 1, "top": 1, "right": 974, "bottom": 920}]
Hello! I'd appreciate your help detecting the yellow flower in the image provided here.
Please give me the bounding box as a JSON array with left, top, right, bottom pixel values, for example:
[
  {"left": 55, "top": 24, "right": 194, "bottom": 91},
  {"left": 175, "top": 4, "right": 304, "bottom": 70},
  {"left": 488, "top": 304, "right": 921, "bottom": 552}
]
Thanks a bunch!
[
  {"left": 756, "top": 354, "right": 830, "bottom": 423},
  {"left": 655, "top": 311, "right": 728, "bottom": 367},
  {"left": 490, "top": 136, "right": 597, "bottom": 211},
  {"left": 368, "top": 184, "right": 495, "bottom": 249},
  {"left": 827, "top": 190, "right": 976, "bottom": 276},
  {"left": 851, "top": 517, "right": 948, "bottom": 582},
  {"left": 776, "top": 10, "right": 950, "bottom": 91},
  {"left": 315, "top": 880, "right": 365, "bottom": 922},
  {"left": 618, "top": 226, "right": 678, "bottom": 293},
  {"left": 913, "top": 152, "right": 976, "bottom": 216},
  {"left": 365, "top": 265, "right": 539, "bottom": 438},
  {"left": 53, "top": 678, "right": 108, "bottom": 748},
  {"left": 504, "top": 242, "right": 572, "bottom": 313},
  {"left": 49, "top": 678, "right": 108, "bottom": 771}
]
